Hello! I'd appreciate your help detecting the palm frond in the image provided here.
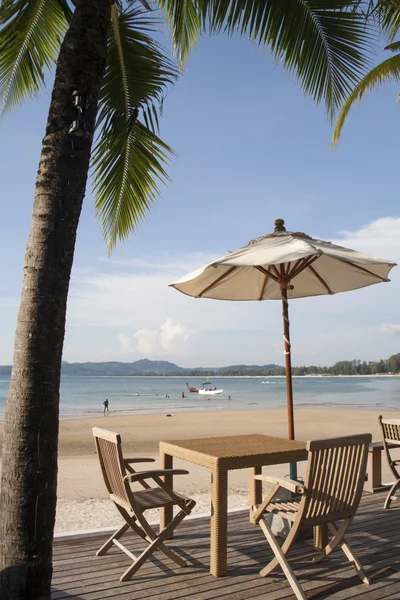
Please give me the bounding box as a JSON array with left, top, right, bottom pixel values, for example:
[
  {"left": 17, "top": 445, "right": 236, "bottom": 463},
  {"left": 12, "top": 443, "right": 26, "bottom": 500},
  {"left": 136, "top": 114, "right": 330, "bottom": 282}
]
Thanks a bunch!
[
  {"left": 158, "top": 0, "right": 202, "bottom": 68},
  {"left": 92, "top": 2, "right": 179, "bottom": 251},
  {"left": 194, "top": 0, "right": 372, "bottom": 120},
  {"left": 0, "top": 0, "right": 70, "bottom": 114},
  {"left": 55, "top": 0, "right": 73, "bottom": 24},
  {"left": 386, "top": 39, "right": 400, "bottom": 50},
  {"left": 93, "top": 118, "right": 175, "bottom": 251},
  {"left": 332, "top": 52, "right": 400, "bottom": 146},
  {"left": 375, "top": 0, "right": 400, "bottom": 41}
]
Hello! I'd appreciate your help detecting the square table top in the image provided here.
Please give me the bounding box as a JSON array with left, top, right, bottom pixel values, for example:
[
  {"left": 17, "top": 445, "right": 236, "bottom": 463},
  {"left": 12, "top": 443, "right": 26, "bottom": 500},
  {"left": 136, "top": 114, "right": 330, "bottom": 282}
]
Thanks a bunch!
[{"left": 160, "top": 434, "right": 307, "bottom": 470}]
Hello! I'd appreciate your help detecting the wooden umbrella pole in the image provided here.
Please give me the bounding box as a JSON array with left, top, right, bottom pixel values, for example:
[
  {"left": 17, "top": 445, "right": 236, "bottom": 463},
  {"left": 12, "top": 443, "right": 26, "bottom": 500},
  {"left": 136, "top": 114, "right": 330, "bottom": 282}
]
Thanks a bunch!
[{"left": 280, "top": 282, "right": 297, "bottom": 481}]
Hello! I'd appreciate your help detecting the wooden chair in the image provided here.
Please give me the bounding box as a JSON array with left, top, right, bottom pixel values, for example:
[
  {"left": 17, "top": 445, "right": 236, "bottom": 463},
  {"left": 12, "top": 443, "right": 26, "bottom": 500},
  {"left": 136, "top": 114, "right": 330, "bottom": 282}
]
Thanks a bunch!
[
  {"left": 93, "top": 427, "right": 196, "bottom": 581},
  {"left": 379, "top": 415, "right": 400, "bottom": 509},
  {"left": 252, "top": 433, "right": 372, "bottom": 600}
]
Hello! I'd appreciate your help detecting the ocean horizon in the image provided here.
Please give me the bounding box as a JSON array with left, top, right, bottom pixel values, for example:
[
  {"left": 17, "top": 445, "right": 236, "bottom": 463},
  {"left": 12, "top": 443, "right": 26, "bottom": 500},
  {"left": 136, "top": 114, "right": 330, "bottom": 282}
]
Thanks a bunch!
[{"left": 1, "top": 374, "right": 400, "bottom": 423}]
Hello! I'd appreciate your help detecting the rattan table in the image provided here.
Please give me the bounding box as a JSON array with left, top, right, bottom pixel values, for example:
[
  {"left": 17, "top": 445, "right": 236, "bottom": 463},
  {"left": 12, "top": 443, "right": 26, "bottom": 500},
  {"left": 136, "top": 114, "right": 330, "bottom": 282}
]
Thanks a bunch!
[{"left": 159, "top": 434, "right": 307, "bottom": 577}]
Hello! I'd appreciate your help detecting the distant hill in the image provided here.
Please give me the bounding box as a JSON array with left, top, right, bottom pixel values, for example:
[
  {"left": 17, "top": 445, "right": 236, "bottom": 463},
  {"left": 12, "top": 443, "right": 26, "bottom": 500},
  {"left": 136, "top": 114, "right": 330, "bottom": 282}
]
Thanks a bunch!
[
  {"left": 60, "top": 359, "right": 182, "bottom": 376},
  {"left": 0, "top": 360, "right": 283, "bottom": 377},
  {"left": 2, "top": 355, "right": 400, "bottom": 375},
  {"left": 59, "top": 360, "right": 282, "bottom": 376}
]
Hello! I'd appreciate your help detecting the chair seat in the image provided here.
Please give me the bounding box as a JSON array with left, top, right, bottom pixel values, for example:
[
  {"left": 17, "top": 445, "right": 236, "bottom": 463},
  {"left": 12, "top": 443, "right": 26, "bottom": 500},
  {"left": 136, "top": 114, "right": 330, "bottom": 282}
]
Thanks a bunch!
[
  {"left": 134, "top": 487, "right": 191, "bottom": 510},
  {"left": 264, "top": 497, "right": 301, "bottom": 522}
]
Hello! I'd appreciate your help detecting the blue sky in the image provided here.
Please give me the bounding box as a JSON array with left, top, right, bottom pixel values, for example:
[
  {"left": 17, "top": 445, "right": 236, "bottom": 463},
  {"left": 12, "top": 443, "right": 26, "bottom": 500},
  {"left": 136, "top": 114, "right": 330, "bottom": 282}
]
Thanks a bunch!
[{"left": 1, "top": 28, "right": 399, "bottom": 367}]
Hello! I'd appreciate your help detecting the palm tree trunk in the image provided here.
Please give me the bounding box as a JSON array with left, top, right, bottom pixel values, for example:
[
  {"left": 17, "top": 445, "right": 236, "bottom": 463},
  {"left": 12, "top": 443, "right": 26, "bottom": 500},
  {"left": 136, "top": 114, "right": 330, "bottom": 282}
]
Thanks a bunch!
[{"left": 0, "top": 1, "right": 111, "bottom": 598}]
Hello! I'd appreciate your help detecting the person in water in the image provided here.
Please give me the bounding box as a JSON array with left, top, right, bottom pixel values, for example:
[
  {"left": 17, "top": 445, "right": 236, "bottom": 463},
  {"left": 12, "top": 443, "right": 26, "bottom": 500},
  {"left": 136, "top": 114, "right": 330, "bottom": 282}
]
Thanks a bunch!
[{"left": 103, "top": 398, "right": 109, "bottom": 416}]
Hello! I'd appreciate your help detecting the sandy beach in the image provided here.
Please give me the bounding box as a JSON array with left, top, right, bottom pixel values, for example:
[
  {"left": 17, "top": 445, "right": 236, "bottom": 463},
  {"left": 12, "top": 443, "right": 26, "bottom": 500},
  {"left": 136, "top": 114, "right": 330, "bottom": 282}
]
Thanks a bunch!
[{"left": 0, "top": 408, "right": 398, "bottom": 533}]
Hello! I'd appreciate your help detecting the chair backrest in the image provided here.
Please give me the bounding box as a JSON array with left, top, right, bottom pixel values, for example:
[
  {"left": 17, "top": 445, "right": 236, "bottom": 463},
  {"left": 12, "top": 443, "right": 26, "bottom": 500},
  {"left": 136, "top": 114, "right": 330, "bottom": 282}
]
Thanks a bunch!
[
  {"left": 302, "top": 434, "right": 371, "bottom": 522},
  {"left": 93, "top": 427, "right": 131, "bottom": 507},
  {"left": 379, "top": 416, "right": 400, "bottom": 446}
]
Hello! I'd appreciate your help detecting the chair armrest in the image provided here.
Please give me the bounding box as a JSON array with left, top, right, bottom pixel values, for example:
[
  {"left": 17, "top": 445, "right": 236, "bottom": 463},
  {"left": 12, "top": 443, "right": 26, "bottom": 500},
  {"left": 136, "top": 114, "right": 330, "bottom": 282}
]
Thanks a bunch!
[
  {"left": 124, "top": 458, "right": 155, "bottom": 464},
  {"left": 124, "top": 469, "right": 188, "bottom": 483},
  {"left": 254, "top": 474, "right": 305, "bottom": 495}
]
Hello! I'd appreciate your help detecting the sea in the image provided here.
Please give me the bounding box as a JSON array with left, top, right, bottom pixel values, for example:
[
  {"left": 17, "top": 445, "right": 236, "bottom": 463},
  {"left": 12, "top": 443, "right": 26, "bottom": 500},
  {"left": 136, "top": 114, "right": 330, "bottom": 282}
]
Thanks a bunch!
[{"left": 0, "top": 375, "right": 400, "bottom": 423}]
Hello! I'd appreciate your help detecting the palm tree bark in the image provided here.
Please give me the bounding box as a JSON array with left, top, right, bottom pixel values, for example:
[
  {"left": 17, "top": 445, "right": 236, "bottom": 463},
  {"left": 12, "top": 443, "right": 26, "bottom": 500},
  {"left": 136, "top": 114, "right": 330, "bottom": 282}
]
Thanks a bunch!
[{"left": 0, "top": 1, "right": 111, "bottom": 598}]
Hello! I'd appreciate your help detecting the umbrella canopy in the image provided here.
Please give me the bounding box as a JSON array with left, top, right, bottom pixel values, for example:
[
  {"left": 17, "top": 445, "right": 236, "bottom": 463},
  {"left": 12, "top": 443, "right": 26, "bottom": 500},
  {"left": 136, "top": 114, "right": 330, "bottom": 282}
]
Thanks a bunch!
[
  {"left": 171, "top": 220, "right": 395, "bottom": 301},
  {"left": 170, "top": 220, "right": 396, "bottom": 480}
]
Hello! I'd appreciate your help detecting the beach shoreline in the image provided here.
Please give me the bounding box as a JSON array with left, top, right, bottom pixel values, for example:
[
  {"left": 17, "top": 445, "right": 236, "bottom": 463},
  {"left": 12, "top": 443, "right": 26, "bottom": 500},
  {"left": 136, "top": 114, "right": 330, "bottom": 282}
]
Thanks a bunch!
[
  {"left": 2, "top": 374, "right": 400, "bottom": 424},
  {"left": 58, "top": 373, "right": 400, "bottom": 378}
]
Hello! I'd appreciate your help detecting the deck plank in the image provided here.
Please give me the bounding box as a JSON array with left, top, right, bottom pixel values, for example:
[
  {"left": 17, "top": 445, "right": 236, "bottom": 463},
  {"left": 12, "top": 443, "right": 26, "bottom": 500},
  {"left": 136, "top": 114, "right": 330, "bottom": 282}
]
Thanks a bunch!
[{"left": 52, "top": 492, "right": 400, "bottom": 600}]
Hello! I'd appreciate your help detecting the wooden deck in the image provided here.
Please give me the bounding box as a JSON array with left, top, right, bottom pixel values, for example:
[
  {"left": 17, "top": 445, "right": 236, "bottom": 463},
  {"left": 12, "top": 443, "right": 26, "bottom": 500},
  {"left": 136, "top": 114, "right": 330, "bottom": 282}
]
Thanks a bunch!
[{"left": 52, "top": 492, "right": 400, "bottom": 600}]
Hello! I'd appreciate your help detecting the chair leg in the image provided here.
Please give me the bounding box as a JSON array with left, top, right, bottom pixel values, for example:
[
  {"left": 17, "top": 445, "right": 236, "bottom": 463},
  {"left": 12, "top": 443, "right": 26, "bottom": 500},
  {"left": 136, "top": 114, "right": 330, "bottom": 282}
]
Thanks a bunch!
[
  {"left": 312, "top": 519, "right": 351, "bottom": 563},
  {"left": 121, "top": 535, "right": 162, "bottom": 581},
  {"left": 97, "top": 522, "right": 130, "bottom": 556},
  {"left": 153, "top": 508, "right": 190, "bottom": 567},
  {"left": 259, "top": 517, "right": 300, "bottom": 577},
  {"left": 120, "top": 508, "right": 191, "bottom": 581},
  {"left": 384, "top": 478, "right": 400, "bottom": 510},
  {"left": 328, "top": 523, "right": 370, "bottom": 585},
  {"left": 258, "top": 518, "right": 307, "bottom": 600}
]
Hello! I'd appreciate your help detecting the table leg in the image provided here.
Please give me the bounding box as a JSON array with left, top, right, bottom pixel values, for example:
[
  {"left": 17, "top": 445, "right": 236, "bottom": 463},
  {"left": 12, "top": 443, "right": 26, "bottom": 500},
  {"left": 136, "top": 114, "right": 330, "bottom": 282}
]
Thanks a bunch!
[
  {"left": 160, "top": 451, "right": 173, "bottom": 539},
  {"left": 314, "top": 524, "right": 329, "bottom": 550},
  {"left": 249, "top": 466, "right": 262, "bottom": 523},
  {"left": 210, "top": 464, "right": 228, "bottom": 577},
  {"left": 367, "top": 447, "right": 382, "bottom": 492}
]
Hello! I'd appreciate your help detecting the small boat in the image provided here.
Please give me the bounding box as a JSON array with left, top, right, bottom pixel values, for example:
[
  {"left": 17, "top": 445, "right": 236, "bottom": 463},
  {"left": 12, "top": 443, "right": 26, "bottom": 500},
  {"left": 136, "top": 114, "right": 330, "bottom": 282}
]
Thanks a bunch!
[
  {"left": 186, "top": 381, "right": 223, "bottom": 396},
  {"left": 186, "top": 383, "right": 199, "bottom": 393}
]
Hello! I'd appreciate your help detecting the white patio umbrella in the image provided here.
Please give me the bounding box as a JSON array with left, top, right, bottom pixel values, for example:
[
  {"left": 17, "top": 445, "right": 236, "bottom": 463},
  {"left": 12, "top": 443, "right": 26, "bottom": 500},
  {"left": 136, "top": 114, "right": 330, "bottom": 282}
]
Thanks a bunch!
[{"left": 170, "top": 219, "right": 396, "bottom": 479}]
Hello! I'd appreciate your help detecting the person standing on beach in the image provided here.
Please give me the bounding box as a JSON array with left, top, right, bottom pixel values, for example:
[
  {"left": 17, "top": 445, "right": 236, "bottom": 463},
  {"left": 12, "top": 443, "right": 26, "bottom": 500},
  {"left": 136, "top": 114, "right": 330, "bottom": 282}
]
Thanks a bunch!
[{"left": 103, "top": 398, "right": 109, "bottom": 416}]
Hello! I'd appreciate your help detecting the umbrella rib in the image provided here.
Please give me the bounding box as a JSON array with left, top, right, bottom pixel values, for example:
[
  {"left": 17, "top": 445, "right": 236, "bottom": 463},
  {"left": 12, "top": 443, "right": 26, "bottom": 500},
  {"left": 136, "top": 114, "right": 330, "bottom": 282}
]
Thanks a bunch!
[
  {"left": 198, "top": 266, "right": 237, "bottom": 297},
  {"left": 258, "top": 272, "right": 269, "bottom": 300},
  {"left": 332, "top": 257, "right": 390, "bottom": 282},
  {"left": 254, "top": 265, "right": 280, "bottom": 283},
  {"left": 308, "top": 265, "right": 333, "bottom": 294},
  {"left": 287, "top": 258, "right": 304, "bottom": 279},
  {"left": 272, "top": 265, "right": 281, "bottom": 278},
  {"left": 290, "top": 255, "right": 320, "bottom": 280}
]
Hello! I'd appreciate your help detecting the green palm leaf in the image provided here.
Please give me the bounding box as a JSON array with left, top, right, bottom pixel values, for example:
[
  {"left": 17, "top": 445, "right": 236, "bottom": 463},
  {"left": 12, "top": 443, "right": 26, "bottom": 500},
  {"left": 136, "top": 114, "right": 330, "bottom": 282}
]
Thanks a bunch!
[
  {"left": 203, "top": 0, "right": 371, "bottom": 119},
  {"left": 92, "top": 3, "right": 179, "bottom": 250},
  {"left": 376, "top": 0, "right": 400, "bottom": 41},
  {"left": 0, "top": 0, "right": 71, "bottom": 114},
  {"left": 157, "top": 0, "right": 201, "bottom": 67},
  {"left": 332, "top": 51, "right": 400, "bottom": 146},
  {"left": 161, "top": 0, "right": 372, "bottom": 119},
  {"left": 386, "top": 40, "right": 400, "bottom": 51}
]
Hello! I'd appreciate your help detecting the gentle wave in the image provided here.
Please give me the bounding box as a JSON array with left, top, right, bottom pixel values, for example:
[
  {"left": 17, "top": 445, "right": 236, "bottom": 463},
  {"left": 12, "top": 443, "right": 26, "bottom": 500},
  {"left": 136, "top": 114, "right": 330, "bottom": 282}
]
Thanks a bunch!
[{"left": 1, "top": 375, "right": 400, "bottom": 422}]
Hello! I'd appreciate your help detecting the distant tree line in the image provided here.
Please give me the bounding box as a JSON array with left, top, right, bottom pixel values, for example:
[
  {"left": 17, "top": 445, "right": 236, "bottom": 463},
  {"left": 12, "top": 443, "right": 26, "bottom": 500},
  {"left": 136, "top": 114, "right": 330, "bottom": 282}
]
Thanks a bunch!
[
  {"left": 0, "top": 354, "right": 399, "bottom": 377},
  {"left": 170, "top": 354, "right": 400, "bottom": 377}
]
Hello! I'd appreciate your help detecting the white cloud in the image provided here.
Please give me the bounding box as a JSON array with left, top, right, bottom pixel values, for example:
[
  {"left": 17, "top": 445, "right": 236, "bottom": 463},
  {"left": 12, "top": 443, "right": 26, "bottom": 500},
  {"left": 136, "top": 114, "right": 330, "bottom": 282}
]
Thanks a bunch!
[
  {"left": 133, "top": 318, "right": 194, "bottom": 356},
  {"left": 334, "top": 217, "right": 400, "bottom": 260},
  {"left": 134, "top": 328, "right": 160, "bottom": 354},
  {"left": 118, "top": 333, "right": 134, "bottom": 354},
  {"left": 66, "top": 260, "right": 252, "bottom": 334},
  {"left": 98, "top": 253, "right": 216, "bottom": 276},
  {"left": 378, "top": 323, "right": 400, "bottom": 336},
  {"left": 159, "top": 318, "right": 193, "bottom": 351}
]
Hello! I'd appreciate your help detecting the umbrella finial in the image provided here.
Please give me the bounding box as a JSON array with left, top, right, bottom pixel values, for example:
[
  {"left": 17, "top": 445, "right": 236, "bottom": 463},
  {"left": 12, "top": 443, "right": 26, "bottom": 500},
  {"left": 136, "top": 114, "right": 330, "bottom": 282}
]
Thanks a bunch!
[{"left": 274, "top": 219, "right": 286, "bottom": 232}]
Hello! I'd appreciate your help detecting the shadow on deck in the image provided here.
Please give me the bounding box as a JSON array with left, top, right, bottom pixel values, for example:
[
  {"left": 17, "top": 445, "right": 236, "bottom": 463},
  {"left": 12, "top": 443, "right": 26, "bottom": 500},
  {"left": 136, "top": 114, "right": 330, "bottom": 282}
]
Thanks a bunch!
[{"left": 51, "top": 492, "right": 400, "bottom": 600}]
